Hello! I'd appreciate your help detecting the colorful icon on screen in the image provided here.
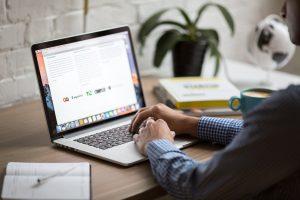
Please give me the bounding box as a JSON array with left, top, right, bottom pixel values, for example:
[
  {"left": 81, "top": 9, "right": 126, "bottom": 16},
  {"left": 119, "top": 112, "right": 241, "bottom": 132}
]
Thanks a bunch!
[
  {"left": 86, "top": 91, "right": 92, "bottom": 96},
  {"left": 63, "top": 97, "right": 69, "bottom": 102},
  {"left": 65, "top": 123, "right": 70, "bottom": 129},
  {"left": 96, "top": 114, "right": 101, "bottom": 121},
  {"left": 56, "top": 125, "right": 62, "bottom": 132},
  {"left": 79, "top": 119, "right": 84, "bottom": 125},
  {"left": 70, "top": 121, "right": 75, "bottom": 128},
  {"left": 102, "top": 113, "right": 106, "bottom": 119},
  {"left": 131, "top": 105, "right": 135, "bottom": 111}
]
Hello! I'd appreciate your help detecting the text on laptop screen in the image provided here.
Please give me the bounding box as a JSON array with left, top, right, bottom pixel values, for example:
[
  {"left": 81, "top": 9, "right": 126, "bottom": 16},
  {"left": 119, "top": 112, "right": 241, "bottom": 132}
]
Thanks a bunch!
[{"left": 35, "top": 32, "right": 143, "bottom": 134}]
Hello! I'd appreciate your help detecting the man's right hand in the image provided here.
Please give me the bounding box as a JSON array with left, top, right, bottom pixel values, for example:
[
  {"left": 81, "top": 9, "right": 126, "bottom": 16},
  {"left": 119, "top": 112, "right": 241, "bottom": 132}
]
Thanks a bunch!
[{"left": 129, "top": 103, "right": 199, "bottom": 136}]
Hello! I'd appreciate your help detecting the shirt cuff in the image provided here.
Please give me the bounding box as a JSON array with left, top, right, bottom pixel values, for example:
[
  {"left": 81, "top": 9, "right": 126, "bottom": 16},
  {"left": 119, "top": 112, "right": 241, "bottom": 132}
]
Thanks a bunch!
[
  {"left": 147, "top": 139, "right": 183, "bottom": 167},
  {"left": 198, "top": 116, "right": 243, "bottom": 145}
]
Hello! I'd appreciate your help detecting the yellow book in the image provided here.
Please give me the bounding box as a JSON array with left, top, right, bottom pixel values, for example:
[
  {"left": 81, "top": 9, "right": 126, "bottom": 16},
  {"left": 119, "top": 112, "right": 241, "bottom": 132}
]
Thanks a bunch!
[{"left": 159, "top": 77, "right": 240, "bottom": 109}]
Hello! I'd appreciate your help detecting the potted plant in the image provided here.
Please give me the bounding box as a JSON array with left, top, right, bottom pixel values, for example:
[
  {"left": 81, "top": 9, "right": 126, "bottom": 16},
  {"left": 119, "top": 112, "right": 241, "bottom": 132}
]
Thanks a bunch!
[{"left": 138, "top": 2, "right": 235, "bottom": 77}]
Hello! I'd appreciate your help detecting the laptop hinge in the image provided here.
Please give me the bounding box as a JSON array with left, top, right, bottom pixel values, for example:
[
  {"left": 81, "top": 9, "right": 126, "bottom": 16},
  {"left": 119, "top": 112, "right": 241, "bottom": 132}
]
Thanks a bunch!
[{"left": 51, "top": 133, "right": 64, "bottom": 142}]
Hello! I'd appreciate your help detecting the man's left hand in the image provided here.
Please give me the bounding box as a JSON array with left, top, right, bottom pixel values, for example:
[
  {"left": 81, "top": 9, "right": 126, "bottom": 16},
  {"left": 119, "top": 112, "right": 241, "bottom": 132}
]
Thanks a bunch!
[{"left": 133, "top": 118, "right": 175, "bottom": 156}]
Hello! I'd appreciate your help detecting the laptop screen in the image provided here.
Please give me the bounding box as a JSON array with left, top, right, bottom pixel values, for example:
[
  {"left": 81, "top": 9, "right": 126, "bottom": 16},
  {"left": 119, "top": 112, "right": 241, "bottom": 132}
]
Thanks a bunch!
[{"left": 34, "top": 30, "right": 144, "bottom": 136}]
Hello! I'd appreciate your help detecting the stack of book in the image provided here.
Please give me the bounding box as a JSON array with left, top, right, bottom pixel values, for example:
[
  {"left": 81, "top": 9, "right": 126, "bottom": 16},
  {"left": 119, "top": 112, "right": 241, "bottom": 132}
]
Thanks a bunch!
[{"left": 153, "top": 77, "right": 241, "bottom": 116}]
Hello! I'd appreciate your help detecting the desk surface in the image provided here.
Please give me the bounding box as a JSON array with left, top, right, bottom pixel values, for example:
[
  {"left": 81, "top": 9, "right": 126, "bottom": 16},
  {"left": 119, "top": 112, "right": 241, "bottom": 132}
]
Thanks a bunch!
[{"left": 0, "top": 76, "right": 222, "bottom": 200}]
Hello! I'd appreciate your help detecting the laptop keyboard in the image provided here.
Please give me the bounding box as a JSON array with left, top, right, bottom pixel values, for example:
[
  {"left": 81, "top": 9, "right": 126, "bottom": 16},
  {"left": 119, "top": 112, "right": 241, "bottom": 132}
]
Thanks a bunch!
[{"left": 74, "top": 124, "right": 133, "bottom": 150}]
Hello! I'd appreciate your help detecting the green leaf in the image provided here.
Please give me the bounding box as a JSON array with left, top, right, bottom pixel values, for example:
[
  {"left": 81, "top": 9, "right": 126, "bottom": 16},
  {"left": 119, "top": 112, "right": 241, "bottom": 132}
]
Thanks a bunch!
[
  {"left": 215, "top": 4, "right": 235, "bottom": 35},
  {"left": 207, "top": 38, "right": 222, "bottom": 76},
  {"left": 138, "top": 20, "right": 185, "bottom": 55},
  {"left": 138, "top": 10, "right": 187, "bottom": 55},
  {"left": 138, "top": 9, "right": 169, "bottom": 48},
  {"left": 159, "top": 20, "right": 186, "bottom": 29},
  {"left": 154, "top": 29, "right": 181, "bottom": 67},
  {"left": 213, "top": 54, "right": 221, "bottom": 76},
  {"left": 176, "top": 8, "right": 193, "bottom": 26},
  {"left": 207, "top": 39, "right": 219, "bottom": 57},
  {"left": 194, "top": 3, "right": 214, "bottom": 25},
  {"left": 194, "top": 3, "right": 235, "bottom": 36},
  {"left": 198, "top": 29, "right": 219, "bottom": 44}
]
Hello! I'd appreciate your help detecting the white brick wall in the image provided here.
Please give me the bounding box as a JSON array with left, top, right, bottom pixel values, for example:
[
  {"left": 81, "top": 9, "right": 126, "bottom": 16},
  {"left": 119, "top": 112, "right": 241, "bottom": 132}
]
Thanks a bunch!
[
  {"left": 87, "top": 3, "right": 137, "bottom": 32},
  {"left": 6, "top": 48, "right": 33, "bottom": 76},
  {"left": 0, "top": 52, "right": 7, "bottom": 80},
  {"left": 7, "top": 0, "right": 68, "bottom": 22},
  {"left": 0, "top": 0, "right": 6, "bottom": 24},
  {"left": 0, "top": 23, "right": 25, "bottom": 50},
  {"left": 26, "top": 18, "right": 54, "bottom": 43},
  {"left": 0, "top": 0, "right": 294, "bottom": 109},
  {"left": 54, "top": 11, "right": 83, "bottom": 37}
]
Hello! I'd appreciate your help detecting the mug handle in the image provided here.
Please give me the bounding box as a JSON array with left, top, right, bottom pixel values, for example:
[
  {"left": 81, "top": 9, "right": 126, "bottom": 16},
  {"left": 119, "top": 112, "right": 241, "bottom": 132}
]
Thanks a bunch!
[{"left": 229, "top": 96, "right": 241, "bottom": 111}]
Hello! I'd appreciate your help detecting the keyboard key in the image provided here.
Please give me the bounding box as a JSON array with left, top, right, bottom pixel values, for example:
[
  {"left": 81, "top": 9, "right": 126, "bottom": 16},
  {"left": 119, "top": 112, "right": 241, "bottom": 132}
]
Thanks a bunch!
[{"left": 74, "top": 124, "right": 132, "bottom": 150}]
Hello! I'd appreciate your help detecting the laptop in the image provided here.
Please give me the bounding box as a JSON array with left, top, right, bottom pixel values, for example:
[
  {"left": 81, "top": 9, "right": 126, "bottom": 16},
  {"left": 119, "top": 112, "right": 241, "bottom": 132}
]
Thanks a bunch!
[{"left": 31, "top": 26, "right": 197, "bottom": 166}]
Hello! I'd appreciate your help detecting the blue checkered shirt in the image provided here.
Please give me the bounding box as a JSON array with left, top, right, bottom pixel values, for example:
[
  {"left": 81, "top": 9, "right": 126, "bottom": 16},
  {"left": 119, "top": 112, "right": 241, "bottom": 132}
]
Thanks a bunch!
[
  {"left": 147, "top": 117, "right": 243, "bottom": 199},
  {"left": 146, "top": 85, "right": 300, "bottom": 199}
]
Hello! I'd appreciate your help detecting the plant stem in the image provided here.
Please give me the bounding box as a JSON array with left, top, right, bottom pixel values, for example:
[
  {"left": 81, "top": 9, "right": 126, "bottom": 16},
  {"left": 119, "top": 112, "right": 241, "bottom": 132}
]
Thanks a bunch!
[{"left": 188, "top": 25, "right": 198, "bottom": 41}]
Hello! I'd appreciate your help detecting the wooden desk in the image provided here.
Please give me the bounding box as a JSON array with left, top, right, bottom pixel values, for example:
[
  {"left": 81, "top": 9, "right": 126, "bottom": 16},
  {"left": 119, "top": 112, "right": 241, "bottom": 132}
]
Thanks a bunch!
[{"left": 0, "top": 76, "right": 222, "bottom": 200}]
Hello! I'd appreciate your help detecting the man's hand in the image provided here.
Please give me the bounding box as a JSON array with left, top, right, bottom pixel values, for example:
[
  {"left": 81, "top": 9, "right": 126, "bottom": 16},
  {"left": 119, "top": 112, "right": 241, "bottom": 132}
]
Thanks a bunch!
[
  {"left": 133, "top": 118, "right": 175, "bottom": 156},
  {"left": 129, "top": 103, "right": 199, "bottom": 136}
]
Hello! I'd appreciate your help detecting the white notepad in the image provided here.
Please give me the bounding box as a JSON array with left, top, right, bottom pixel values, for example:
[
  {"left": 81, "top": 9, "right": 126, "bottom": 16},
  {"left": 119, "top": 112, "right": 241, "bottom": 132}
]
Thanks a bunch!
[{"left": 1, "top": 162, "right": 91, "bottom": 200}]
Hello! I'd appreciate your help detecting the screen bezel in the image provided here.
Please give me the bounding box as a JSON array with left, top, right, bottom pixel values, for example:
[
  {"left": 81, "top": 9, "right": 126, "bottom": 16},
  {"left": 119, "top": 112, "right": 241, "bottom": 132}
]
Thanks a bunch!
[{"left": 31, "top": 26, "right": 146, "bottom": 141}]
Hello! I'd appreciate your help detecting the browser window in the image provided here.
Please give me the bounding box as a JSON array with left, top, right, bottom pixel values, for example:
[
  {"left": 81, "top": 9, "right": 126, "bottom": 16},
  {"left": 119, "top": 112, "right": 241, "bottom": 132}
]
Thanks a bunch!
[{"left": 36, "top": 32, "right": 142, "bottom": 134}]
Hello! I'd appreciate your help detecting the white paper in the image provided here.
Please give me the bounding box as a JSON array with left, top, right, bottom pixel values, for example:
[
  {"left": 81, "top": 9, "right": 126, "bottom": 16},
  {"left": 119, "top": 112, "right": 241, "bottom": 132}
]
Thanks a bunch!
[{"left": 1, "top": 162, "right": 90, "bottom": 200}]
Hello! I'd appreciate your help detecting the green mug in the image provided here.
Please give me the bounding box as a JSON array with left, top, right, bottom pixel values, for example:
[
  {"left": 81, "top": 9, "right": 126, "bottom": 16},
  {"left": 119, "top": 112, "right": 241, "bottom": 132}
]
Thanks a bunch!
[{"left": 229, "top": 88, "right": 274, "bottom": 116}]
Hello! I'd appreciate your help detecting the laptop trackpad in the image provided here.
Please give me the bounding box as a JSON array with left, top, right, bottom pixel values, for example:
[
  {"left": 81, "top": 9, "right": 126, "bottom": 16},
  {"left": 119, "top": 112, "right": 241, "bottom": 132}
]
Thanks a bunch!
[
  {"left": 174, "top": 136, "right": 198, "bottom": 149},
  {"left": 105, "top": 137, "right": 197, "bottom": 165}
]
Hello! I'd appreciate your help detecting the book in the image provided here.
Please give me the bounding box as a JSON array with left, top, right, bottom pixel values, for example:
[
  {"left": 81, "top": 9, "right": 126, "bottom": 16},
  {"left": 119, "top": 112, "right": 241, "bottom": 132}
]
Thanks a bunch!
[
  {"left": 153, "top": 86, "right": 241, "bottom": 116},
  {"left": 158, "top": 77, "right": 240, "bottom": 109},
  {"left": 1, "top": 162, "right": 91, "bottom": 200}
]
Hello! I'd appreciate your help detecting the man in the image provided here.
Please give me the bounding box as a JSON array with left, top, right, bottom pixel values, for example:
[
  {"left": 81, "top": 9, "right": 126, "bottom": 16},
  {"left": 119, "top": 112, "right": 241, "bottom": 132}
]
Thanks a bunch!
[{"left": 130, "top": 0, "right": 300, "bottom": 199}]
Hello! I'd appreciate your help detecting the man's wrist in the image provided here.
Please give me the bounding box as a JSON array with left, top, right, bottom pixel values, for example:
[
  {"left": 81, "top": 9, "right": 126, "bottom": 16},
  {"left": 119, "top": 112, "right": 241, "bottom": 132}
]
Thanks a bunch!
[{"left": 180, "top": 116, "right": 199, "bottom": 137}]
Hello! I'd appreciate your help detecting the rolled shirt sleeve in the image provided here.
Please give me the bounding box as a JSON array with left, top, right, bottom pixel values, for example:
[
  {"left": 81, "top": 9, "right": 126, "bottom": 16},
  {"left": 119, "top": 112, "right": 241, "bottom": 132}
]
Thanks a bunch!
[{"left": 198, "top": 117, "right": 243, "bottom": 145}]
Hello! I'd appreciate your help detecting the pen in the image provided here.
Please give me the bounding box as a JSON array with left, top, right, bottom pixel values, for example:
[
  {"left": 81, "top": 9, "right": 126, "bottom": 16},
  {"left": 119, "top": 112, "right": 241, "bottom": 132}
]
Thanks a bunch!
[{"left": 35, "top": 166, "right": 77, "bottom": 186}]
